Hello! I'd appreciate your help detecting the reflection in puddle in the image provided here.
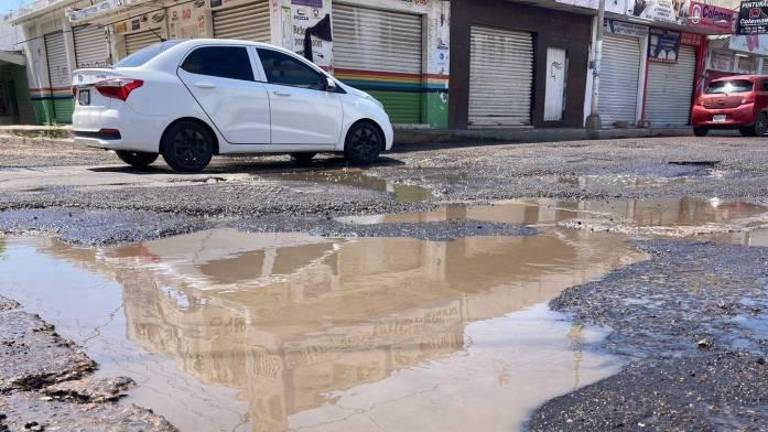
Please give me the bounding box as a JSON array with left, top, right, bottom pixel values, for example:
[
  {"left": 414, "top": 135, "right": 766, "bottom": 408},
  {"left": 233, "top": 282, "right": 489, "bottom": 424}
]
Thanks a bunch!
[
  {"left": 270, "top": 169, "right": 432, "bottom": 203},
  {"left": 339, "top": 197, "right": 768, "bottom": 234},
  {"left": 0, "top": 224, "right": 642, "bottom": 432}
]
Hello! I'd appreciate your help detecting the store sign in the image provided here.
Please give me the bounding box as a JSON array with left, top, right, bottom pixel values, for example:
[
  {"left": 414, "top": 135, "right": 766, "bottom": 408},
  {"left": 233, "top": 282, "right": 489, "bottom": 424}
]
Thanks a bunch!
[
  {"left": 604, "top": 19, "right": 649, "bottom": 38},
  {"left": 736, "top": 0, "right": 768, "bottom": 34},
  {"left": 555, "top": 0, "right": 629, "bottom": 14},
  {"left": 648, "top": 28, "right": 681, "bottom": 63},
  {"left": 729, "top": 33, "right": 768, "bottom": 55},
  {"left": 688, "top": 1, "right": 736, "bottom": 33},
  {"left": 631, "top": 0, "right": 678, "bottom": 23}
]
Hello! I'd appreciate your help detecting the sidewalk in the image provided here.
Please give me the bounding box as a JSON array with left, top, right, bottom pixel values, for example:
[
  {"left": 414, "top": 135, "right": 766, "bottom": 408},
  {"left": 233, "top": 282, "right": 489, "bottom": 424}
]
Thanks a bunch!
[{"left": 394, "top": 126, "right": 694, "bottom": 147}]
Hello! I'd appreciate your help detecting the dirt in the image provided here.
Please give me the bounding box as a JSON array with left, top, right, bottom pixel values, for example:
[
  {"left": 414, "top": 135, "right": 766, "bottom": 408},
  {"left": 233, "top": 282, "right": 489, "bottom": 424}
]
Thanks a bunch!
[{"left": 0, "top": 294, "right": 176, "bottom": 431}]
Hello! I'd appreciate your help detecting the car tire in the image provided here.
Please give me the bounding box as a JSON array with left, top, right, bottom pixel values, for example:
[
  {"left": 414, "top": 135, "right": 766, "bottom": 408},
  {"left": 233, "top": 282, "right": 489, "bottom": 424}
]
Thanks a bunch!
[
  {"left": 754, "top": 112, "right": 768, "bottom": 136},
  {"left": 343, "top": 122, "right": 382, "bottom": 166},
  {"left": 115, "top": 150, "right": 158, "bottom": 169},
  {"left": 693, "top": 127, "right": 709, "bottom": 137},
  {"left": 740, "top": 127, "right": 757, "bottom": 137},
  {"left": 161, "top": 120, "right": 214, "bottom": 173},
  {"left": 290, "top": 152, "right": 316, "bottom": 166}
]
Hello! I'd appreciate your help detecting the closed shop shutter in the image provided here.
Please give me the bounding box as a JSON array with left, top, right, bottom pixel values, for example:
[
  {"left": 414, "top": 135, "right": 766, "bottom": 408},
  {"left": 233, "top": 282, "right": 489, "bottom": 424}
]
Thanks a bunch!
[
  {"left": 44, "top": 31, "right": 73, "bottom": 123},
  {"left": 73, "top": 25, "right": 109, "bottom": 68},
  {"left": 646, "top": 45, "right": 697, "bottom": 127},
  {"left": 599, "top": 34, "right": 641, "bottom": 126},
  {"left": 125, "top": 30, "right": 161, "bottom": 55},
  {"left": 761, "top": 58, "right": 768, "bottom": 75},
  {"left": 468, "top": 26, "right": 533, "bottom": 127},
  {"left": 332, "top": 3, "right": 423, "bottom": 124},
  {"left": 212, "top": 1, "right": 270, "bottom": 42}
]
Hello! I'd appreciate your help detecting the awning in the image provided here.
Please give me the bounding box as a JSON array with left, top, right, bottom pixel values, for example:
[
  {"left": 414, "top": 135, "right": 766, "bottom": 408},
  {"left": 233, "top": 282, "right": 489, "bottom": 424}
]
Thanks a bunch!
[{"left": 0, "top": 51, "right": 26, "bottom": 66}]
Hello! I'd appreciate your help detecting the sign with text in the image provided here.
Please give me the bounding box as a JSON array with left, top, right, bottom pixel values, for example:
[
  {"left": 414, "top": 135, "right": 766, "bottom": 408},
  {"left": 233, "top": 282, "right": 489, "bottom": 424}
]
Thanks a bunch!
[
  {"left": 688, "top": 1, "right": 736, "bottom": 33},
  {"left": 648, "top": 28, "right": 681, "bottom": 63},
  {"left": 604, "top": 19, "right": 649, "bottom": 38},
  {"left": 737, "top": 0, "right": 768, "bottom": 34}
]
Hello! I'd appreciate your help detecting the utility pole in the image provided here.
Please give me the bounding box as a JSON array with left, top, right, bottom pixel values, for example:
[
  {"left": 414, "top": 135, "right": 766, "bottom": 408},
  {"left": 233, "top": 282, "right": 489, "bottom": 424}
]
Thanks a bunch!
[{"left": 586, "top": 0, "right": 605, "bottom": 130}]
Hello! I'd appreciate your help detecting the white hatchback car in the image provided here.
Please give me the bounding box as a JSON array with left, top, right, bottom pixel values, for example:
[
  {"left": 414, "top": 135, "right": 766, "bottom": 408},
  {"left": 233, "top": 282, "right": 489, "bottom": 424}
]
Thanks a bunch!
[{"left": 72, "top": 39, "right": 394, "bottom": 172}]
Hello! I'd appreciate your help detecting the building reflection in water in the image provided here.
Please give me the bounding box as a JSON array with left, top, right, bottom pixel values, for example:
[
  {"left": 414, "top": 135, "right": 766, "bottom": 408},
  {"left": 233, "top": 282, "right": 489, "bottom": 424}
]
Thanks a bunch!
[{"left": 41, "top": 201, "right": 647, "bottom": 431}]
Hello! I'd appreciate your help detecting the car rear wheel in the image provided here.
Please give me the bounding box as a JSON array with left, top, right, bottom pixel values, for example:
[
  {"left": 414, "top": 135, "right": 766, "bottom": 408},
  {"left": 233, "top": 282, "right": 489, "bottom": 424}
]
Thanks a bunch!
[
  {"left": 115, "top": 150, "right": 158, "bottom": 169},
  {"left": 754, "top": 112, "right": 768, "bottom": 136},
  {"left": 290, "top": 152, "right": 316, "bottom": 166},
  {"left": 343, "top": 122, "right": 382, "bottom": 166},
  {"left": 693, "top": 127, "right": 709, "bottom": 137},
  {"left": 161, "top": 121, "right": 214, "bottom": 173}
]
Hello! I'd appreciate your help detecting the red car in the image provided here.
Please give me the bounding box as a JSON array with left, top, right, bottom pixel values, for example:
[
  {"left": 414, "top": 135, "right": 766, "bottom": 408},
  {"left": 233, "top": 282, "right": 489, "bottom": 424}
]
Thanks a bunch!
[{"left": 691, "top": 75, "right": 768, "bottom": 137}]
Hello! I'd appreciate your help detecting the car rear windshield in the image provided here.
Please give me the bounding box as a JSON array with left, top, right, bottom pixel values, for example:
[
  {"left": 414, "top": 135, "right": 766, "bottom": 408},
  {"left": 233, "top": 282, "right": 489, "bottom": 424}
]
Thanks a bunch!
[
  {"left": 705, "top": 80, "right": 753, "bottom": 94},
  {"left": 114, "top": 40, "right": 182, "bottom": 67}
]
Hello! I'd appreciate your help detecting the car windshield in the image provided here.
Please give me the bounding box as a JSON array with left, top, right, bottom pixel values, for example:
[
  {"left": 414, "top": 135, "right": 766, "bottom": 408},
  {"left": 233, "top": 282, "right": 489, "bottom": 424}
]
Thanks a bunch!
[
  {"left": 705, "top": 80, "right": 753, "bottom": 94},
  {"left": 114, "top": 40, "right": 182, "bottom": 67}
]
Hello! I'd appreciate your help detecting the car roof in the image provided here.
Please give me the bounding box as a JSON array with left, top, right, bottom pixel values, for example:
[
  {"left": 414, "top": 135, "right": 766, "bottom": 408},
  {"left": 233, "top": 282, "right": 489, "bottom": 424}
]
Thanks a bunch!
[{"left": 172, "top": 38, "right": 295, "bottom": 54}]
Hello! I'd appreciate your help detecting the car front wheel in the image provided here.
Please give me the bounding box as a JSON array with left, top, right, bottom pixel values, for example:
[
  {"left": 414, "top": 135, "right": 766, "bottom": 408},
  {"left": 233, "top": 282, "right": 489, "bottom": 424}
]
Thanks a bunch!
[
  {"left": 161, "top": 121, "right": 215, "bottom": 173},
  {"left": 344, "top": 122, "right": 382, "bottom": 166},
  {"left": 115, "top": 150, "right": 158, "bottom": 169},
  {"left": 755, "top": 112, "right": 768, "bottom": 136}
]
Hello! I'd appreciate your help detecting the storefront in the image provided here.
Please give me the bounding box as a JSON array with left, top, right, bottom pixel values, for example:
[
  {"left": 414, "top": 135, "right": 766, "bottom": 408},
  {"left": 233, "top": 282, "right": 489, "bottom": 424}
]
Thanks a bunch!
[
  {"left": 332, "top": 0, "right": 449, "bottom": 128},
  {"left": 599, "top": 20, "right": 647, "bottom": 128},
  {"left": 113, "top": 11, "right": 168, "bottom": 58},
  {"left": 43, "top": 30, "right": 73, "bottom": 123},
  {"left": 72, "top": 24, "right": 109, "bottom": 68},
  {"left": 644, "top": 31, "right": 704, "bottom": 127},
  {"left": 450, "top": 0, "right": 592, "bottom": 129},
  {"left": 211, "top": 0, "right": 268, "bottom": 42}
]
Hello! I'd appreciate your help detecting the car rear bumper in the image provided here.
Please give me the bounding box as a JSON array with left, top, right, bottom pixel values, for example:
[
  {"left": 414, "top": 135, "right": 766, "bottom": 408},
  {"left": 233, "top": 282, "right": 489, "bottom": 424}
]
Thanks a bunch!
[
  {"left": 72, "top": 106, "right": 165, "bottom": 153},
  {"left": 691, "top": 103, "right": 756, "bottom": 128}
]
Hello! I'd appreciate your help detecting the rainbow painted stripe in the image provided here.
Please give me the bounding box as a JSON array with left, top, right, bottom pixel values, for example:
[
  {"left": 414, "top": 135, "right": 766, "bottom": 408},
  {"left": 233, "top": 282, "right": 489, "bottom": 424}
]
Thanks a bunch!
[
  {"left": 334, "top": 69, "right": 449, "bottom": 93},
  {"left": 30, "top": 86, "right": 74, "bottom": 100}
]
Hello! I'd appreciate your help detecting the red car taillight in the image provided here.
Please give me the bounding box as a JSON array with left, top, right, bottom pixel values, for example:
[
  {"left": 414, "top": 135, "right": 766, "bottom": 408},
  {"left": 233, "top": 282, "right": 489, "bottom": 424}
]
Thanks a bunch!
[{"left": 95, "top": 78, "right": 144, "bottom": 101}]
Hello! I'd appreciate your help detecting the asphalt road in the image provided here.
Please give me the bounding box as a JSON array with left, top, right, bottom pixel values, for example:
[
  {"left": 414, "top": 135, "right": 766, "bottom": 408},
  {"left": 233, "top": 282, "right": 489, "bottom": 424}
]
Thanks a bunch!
[{"left": 2, "top": 134, "right": 768, "bottom": 431}]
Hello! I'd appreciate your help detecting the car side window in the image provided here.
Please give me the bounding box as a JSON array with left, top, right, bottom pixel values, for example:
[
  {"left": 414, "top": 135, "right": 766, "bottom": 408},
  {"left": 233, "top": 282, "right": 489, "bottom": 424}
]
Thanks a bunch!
[
  {"left": 763, "top": 80, "right": 768, "bottom": 91},
  {"left": 180, "top": 46, "right": 254, "bottom": 81},
  {"left": 257, "top": 49, "right": 326, "bottom": 90}
]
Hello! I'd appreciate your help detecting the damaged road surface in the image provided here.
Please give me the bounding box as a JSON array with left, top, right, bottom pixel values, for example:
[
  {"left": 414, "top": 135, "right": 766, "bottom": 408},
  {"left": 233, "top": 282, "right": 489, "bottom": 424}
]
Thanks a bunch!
[{"left": 4, "top": 135, "right": 768, "bottom": 430}]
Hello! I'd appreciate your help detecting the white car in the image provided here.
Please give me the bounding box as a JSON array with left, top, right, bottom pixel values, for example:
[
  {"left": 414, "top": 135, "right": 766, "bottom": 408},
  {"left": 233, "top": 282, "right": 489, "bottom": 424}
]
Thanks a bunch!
[{"left": 72, "top": 39, "right": 394, "bottom": 172}]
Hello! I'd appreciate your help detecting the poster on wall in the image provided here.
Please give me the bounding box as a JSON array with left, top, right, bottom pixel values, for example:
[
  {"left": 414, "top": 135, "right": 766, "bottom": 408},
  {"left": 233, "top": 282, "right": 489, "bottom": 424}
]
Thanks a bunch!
[
  {"left": 736, "top": 0, "right": 768, "bottom": 34},
  {"left": 168, "top": 0, "right": 209, "bottom": 39},
  {"left": 688, "top": 1, "right": 736, "bottom": 33},
  {"left": 631, "top": 0, "right": 686, "bottom": 23},
  {"left": 648, "top": 28, "right": 681, "bottom": 63},
  {"left": 280, "top": 0, "right": 332, "bottom": 68}
]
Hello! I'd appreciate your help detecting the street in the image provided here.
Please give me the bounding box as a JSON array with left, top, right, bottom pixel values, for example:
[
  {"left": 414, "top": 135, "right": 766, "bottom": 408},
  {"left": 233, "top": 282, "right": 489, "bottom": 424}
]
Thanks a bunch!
[{"left": 2, "top": 134, "right": 768, "bottom": 431}]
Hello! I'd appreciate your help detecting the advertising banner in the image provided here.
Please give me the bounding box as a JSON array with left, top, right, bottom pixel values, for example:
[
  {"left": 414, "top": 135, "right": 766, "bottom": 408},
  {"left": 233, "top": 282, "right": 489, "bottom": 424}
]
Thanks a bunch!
[
  {"left": 688, "top": 1, "right": 736, "bottom": 33},
  {"left": 631, "top": 0, "right": 684, "bottom": 24},
  {"left": 729, "top": 33, "right": 768, "bottom": 55},
  {"left": 648, "top": 28, "right": 681, "bottom": 63},
  {"left": 736, "top": 0, "right": 768, "bottom": 34}
]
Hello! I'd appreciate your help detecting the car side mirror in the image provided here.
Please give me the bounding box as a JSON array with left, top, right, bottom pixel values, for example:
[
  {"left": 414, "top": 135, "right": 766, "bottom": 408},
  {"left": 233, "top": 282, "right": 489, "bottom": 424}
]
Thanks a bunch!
[{"left": 325, "top": 77, "right": 337, "bottom": 91}]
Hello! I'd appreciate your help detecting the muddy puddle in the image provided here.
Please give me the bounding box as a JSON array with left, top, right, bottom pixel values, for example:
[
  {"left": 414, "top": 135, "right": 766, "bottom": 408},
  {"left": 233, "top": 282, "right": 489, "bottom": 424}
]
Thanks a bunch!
[
  {"left": 269, "top": 169, "right": 432, "bottom": 203},
  {"left": 0, "top": 225, "right": 642, "bottom": 432},
  {"left": 338, "top": 197, "right": 768, "bottom": 240}
]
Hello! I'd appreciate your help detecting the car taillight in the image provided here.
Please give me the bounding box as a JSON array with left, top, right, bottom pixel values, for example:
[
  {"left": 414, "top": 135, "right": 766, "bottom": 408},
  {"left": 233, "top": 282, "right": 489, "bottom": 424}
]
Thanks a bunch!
[{"left": 95, "top": 78, "right": 143, "bottom": 101}]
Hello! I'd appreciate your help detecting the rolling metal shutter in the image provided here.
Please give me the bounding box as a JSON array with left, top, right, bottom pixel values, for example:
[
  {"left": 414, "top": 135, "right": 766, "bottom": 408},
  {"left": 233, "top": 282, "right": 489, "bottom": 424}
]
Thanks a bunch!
[
  {"left": 44, "top": 31, "right": 73, "bottom": 123},
  {"left": 332, "top": 3, "right": 423, "bottom": 124},
  {"left": 212, "top": 1, "right": 270, "bottom": 42},
  {"left": 646, "top": 45, "right": 696, "bottom": 127},
  {"left": 761, "top": 58, "right": 768, "bottom": 75},
  {"left": 74, "top": 25, "right": 109, "bottom": 68},
  {"left": 468, "top": 26, "right": 533, "bottom": 127},
  {"left": 599, "top": 34, "right": 641, "bottom": 126},
  {"left": 125, "top": 30, "right": 161, "bottom": 55}
]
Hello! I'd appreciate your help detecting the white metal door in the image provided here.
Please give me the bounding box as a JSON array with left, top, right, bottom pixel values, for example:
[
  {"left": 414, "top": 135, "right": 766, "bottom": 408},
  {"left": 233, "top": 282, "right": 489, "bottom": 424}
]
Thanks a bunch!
[
  {"left": 544, "top": 47, "right": 567, "bottom": 121},
  {"left": 212, "top": 1, "right": 270, "bottom": 42},
  {"left": 44, "top": 32, "right": 69, "bottom": 89},
  {"left": 469, "top": 26, "right": 533, "bottom": 127},
  {"left": 646, "top": 46, "right": 697, "bottom": 127},
  {"left": 73, "top": 25, "right": 109, "bottom": 68},
  {"left": 124, "top": 31, "right": 161, "bottom": 55},
  {"left": 332, "top": 3, "right": 423, "bottom": 124},
  {"left": 599, "top": 34, "right": 641, "bottom": 126}
]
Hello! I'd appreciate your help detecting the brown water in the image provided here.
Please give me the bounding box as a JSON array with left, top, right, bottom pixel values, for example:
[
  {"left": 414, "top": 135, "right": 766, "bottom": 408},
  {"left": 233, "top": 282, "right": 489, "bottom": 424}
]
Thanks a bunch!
[
  {"left": 2, "top": 196, "right": 766, "bottom": 431},
  {"left": 0, "top": 226, "right": 642, "bottom": 432}
]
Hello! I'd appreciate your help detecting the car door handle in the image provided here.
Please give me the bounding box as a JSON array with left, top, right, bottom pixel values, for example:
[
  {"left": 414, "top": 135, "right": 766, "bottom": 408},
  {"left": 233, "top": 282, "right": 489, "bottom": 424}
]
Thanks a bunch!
[
  {"left": 194, "top": 82, "right": 216, "bottom": 89},
  {"left": 272, "top": 91, "right": 291, "bottom": 97}
]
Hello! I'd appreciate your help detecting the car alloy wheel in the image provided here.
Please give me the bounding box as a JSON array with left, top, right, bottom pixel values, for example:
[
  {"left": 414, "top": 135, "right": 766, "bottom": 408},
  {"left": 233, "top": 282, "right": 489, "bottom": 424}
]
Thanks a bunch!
[
  {"left": 344, "top": 122, "right": 382, "bottom": 165},
  {"left": 161, "top": 121, "right": 214, "bottom": 173}
]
